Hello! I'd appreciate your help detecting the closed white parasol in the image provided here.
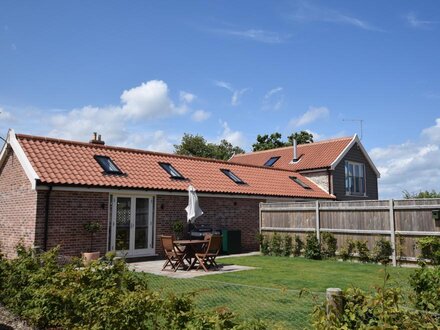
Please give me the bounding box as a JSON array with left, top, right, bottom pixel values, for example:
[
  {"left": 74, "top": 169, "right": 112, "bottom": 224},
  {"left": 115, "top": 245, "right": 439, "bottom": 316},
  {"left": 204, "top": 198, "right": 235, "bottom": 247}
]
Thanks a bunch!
[{"left": 185, "top": 185, "right": 204, "bottom": 223}]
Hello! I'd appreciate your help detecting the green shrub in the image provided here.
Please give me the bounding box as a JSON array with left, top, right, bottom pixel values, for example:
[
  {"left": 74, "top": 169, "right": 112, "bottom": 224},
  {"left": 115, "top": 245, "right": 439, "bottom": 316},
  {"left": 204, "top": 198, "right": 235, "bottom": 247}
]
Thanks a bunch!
[
  {"left": 270, "top": 232, "right": 283, "bottom": 256},
  {"left": 338, "top": 238, "right": 355, "bottom": 261},
  {"left": 409, "top": 265, "right": 440, "bottom": 313},
  {"left": 371, "top": 237, "right": 393, "bottom": 265},
  {"left": 0, "top": 246, "right": 273, "bottom": 329},
  {"left": 321, "top": 232, "right": 337, "bottom": 259},
  {"left": 417, "top": 236, "right": 440, "bottom": 265},
  {"left": 304, "top": 233, "right": 321, "bottom": 260},
  {"left": 257, "top": 234, "right": 270, "bottom": 255},
  {"left": 293, "top": 235, "right": 304, "bottom": 257},
  {"left": 282, "top": 235, "right": 293, "bottom": 257},
  {"left": 355, "top": 240, "right": 370, "bottom": 263},
  {"left": 312, "top": 270, "right": 439, "bottom": 329}
]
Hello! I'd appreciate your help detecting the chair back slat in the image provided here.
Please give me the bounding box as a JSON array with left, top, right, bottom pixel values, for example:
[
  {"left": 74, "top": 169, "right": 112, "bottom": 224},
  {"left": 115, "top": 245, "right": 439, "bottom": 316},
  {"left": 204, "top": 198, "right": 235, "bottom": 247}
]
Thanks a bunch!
[
  {"left": 161, "top": 235, "right": 174, "bottom": 252},
  {"left": 207, "top": 235, "right": 222, "bottom": 254}
]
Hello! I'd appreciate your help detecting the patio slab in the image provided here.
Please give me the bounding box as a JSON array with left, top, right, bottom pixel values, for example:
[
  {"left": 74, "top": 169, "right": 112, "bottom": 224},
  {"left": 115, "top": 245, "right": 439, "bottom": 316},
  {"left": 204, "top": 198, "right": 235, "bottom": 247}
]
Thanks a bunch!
[{"left": 130, "top": 252, "right": 258, "bottom": 278}]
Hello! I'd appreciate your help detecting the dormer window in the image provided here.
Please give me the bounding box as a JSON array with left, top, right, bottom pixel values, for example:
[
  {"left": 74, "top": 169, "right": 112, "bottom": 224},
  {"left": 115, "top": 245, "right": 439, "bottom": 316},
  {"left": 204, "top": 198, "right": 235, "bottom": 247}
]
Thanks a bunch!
[
  {"left": 94, "top": 155, "right": 122, "bottom": 174},
  {"left": 264, "top": 156, "right": 280, "bottom": 167},
  {"left": 159, "top": 162, "right": 185, "bottom": 179},
  {"left": 345, "top": 161, "right": 366, "bottom": 196},
  {"left": 289, "top": 176, "right": 311, "bottom": 189},
  {"left": 221, "top": 169, "right": 245, "bottom": 184}
]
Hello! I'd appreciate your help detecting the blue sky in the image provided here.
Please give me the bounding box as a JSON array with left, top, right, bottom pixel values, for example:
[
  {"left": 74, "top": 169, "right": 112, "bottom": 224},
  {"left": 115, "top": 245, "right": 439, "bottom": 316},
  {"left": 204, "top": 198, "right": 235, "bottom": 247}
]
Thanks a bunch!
[{"left": 1, "top": 1, "right": 439, "bottom": 198}]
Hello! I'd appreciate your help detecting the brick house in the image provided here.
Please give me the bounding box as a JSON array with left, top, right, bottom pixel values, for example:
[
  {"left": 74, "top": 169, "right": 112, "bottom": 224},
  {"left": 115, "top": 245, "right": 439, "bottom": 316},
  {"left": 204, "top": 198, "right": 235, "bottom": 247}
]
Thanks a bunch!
[
  {"left": 0, "top": 130, "right": 334, "bottom": 258},
  {"left": 230, "top": 135, "right": 380, "bottom": 201}
]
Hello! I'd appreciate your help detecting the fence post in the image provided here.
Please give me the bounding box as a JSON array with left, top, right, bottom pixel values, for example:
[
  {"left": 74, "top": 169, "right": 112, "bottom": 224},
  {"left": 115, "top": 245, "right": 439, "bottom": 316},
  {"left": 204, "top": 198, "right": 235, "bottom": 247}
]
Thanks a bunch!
[
  {"left": 326, "top": 288, "right": 343, "bottom": 317},
  {"left": 316, "top": 200, "right": 320, "bottom": 243},
  {"left": 389, "top": 199, "right": 397, "bottom": 267}
]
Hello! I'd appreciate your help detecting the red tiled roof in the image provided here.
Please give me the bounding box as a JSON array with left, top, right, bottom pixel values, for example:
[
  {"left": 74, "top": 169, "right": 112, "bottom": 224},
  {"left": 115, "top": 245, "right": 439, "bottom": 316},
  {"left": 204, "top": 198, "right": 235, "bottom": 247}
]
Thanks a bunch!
[
  {"left": 230, "top": 137, "right": 353, "bottom": 171},
  {"left": 16, "top": 134, "right": 334, "bottom": 199}
]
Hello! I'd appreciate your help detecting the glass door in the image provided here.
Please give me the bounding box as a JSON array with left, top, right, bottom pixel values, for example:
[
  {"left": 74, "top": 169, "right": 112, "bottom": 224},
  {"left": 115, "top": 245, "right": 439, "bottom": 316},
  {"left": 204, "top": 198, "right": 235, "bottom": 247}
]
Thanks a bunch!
[{"left": 111, "top": 196, "right": 155, "bottom": 257}]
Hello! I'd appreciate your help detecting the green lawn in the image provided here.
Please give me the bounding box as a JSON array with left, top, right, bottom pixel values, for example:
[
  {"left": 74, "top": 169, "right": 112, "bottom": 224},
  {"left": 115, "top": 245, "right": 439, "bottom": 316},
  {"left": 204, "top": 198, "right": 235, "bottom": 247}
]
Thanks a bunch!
[
  {"left": 139, "top": 256, "right": 416, "bottom": 329},
  {"left": 206, "top": 255, "right": 414, "bottom": 292}
]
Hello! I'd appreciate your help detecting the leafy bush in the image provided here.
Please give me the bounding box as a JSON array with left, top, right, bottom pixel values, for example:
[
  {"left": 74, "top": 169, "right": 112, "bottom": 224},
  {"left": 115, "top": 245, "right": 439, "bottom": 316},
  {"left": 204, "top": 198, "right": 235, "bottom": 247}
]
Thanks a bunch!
[
  {"left": 304, "top": 233, "right": 321, "bottom": 260},
  {"left": 293, "top": 235, "right": 304, "bottom": 257},
  {"left": 321, "top": 232, "right": 337, "bottom": 259},
  {"left": 355, "top": 240, "right": 370, "bottom": 263},
  {"left": 0, "top": 246, "right": 273, "bottom": 329},
  {"left": 409, "top": 265, "right": 440, "bottom": 313},
  {"left": 270, "top": 232, "right": 283, "bottom": 256},
  {"left": 312, "top": 270, "right": 439, "bottom": 329},
  {"left": 417, "top": 236, "right": 440, "bottom": 265},
  {"left": 257, "top": 234, "right": 270, "bottom": 255},
  {"left": 282, "top": 235, "right": 293, "bottom": 257},
  {"left": 338, "top": 238, "right": 355, "bottom": 261},
  {"left": 371, "top": 237, "right": 393, "bottom": 265}
]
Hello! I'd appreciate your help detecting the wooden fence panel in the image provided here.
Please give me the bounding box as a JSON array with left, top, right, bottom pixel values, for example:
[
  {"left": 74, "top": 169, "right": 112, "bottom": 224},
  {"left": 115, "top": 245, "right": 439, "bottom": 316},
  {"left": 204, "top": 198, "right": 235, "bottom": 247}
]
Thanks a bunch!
[{"left": 259, "top": 198, "right": 440, "bottom": 265}]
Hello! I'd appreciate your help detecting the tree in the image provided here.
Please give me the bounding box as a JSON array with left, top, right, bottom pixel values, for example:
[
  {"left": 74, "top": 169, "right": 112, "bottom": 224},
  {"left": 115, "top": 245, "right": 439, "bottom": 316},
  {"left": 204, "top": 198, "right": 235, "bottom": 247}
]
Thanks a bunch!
[
  {"left": 174, "top": 134, "right": 244, "bottom": 160},
  {"left": 252, "top": 131, "right": 314, "bottom": 152},
  {"left": 403, "top": 190, "right": 440, "bottom": 199},
  {"left": 287, "top": 131, "right": 314, "bottom": 145},
  {"left": 252, "top": 132, "right": 286, "bottom": 151}
]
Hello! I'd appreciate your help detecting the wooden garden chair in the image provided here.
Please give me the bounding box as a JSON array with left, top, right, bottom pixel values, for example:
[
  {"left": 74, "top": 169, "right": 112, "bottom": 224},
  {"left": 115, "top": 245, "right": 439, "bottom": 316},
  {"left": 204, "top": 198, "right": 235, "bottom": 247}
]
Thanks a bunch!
[
  {"left": 195, "top": 235, "right": 222, "bottom": 272},
  {"left": 160, "top": 235, "right": 186, "bottom": 272}
]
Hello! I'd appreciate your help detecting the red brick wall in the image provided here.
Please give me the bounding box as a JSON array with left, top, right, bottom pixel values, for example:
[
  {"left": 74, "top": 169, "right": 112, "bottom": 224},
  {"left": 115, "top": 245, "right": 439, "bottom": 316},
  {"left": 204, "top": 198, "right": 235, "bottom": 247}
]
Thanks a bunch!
[
  {"left": 36, "top": 190, "right": 109, "bottom": 257},
  {"left": 155, "top": 195, "right": 263, "bottom": 254},
  {"left": 0, "top": 149, "right": 37, "bottom": 258}
]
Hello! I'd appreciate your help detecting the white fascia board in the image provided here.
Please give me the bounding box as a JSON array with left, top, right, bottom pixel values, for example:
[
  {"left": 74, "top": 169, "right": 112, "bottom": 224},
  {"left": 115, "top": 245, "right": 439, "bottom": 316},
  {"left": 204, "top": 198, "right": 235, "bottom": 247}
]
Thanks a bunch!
[
  {"left": 3, "top": 129, "right": 40, "bottom": 189},
  {"left": 329, "top": 134, "right": 380, "bottom": 178},
  {"left": 36, "top": 185, "right": 334, "bottom": 200}
]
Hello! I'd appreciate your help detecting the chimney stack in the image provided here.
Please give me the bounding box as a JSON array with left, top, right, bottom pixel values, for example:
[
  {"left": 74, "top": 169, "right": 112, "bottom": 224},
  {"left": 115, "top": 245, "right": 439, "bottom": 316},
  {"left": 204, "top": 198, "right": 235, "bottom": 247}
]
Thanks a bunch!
[
  {"left": 293, "top": 139, "right": 298, "bottom": 162},
  {"left": 89, "top": 132, "right": 105, "bottom": 145}
]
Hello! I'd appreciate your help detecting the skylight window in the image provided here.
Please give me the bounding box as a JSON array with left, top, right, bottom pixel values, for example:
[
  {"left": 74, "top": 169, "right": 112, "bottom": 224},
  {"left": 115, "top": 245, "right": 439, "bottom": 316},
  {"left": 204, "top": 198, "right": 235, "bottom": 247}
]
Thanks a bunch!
[
  {"left": 221, "top": 169, "right": 245, "bottom": 184},
  {"left": 159, "top": 162, "right": 185, "bottom": 179},
  {"left": 264, "top": 156, "right": 280, "bottom": 167},
  {"left": 94, "top": 155, "right": 122, "bottom": 174},
  {"left": 289, "top": 176, "right": 311, "bottom": 189}
]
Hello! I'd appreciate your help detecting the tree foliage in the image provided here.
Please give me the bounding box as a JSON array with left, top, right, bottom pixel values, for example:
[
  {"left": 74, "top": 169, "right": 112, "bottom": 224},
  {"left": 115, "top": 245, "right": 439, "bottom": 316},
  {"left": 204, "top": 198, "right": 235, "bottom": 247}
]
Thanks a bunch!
[
  {"left": 252, "top": 131, "right": 314, "bottom": 151},
  {"left": 403, "top": 190, "right": 440, "bottom": 199},
  {"left": 174, "top": 133, "right": 244, "bottom": 160}
]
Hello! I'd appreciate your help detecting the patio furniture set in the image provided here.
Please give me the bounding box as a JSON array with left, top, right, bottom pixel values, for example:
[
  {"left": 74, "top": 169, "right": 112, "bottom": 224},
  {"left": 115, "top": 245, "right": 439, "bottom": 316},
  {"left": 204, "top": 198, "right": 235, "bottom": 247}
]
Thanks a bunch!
[{"left": 161, "top": 235, "right": 222, "bottom": 272}]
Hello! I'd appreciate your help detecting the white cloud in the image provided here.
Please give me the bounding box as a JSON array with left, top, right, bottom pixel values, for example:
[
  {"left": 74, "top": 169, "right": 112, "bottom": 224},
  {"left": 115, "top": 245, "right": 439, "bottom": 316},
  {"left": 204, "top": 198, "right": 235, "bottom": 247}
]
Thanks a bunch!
[
  {"left": 191, "top": 110, "right": 211, "bottom": 122},
  {"left": 179, "top": 91, "right": 196, "bottom": 103},
  {"left": 214, "top": 80, "right": 249, "bottom": 106},
  {"left": 0, "top": 108, "right": 13, "bottom": 121},
  {"left": 262, "top": 87, "right": 284, "bottom": 111},
  {"left": 370, "top": 118, "right": 440, "bottom": 199},
  {"left": 121, "top": 80, "right": 187, "bottom": 119},
  {"left": 290, "top": 2, "right": 380, "bottom": 31},
  {"left": 421, "top": 118, "right": 440, "bottom": 143},
  {"left": 289, "top": 106, "right": 330, "bottom": 127},
  {"left": 213, "top": 28, "right": 290, "bottom": 44},
  {"left": 405, "top": 12, "right": 438, "bottom": 29},
  {"left": 46, "top": 80, "right": 196, "bottom": 151},
  {"left": 219, "top": 121, "right": 246, "bottom": 147}
]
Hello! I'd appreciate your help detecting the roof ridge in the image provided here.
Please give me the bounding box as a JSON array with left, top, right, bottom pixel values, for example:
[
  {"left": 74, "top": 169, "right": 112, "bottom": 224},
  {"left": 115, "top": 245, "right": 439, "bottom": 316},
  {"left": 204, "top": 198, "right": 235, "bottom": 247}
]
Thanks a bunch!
[
  {"left": 232, "top": 135, "right": 354, "bottom": 158},
  {"left": 15, "top": 133, "right": 302, "bottom": 174}
]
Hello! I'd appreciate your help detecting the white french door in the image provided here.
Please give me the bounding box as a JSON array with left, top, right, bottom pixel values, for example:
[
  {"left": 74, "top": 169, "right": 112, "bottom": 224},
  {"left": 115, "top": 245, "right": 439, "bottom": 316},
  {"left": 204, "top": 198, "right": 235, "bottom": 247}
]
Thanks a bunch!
[{"left": 110, "top": 195, "right": 155, "bottom": 257}]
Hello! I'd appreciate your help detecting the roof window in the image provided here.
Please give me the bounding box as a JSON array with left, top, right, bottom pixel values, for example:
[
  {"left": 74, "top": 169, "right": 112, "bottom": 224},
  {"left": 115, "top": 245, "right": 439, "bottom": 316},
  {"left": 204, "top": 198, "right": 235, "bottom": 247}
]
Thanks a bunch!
[
  {"left": 221, "top": 169, "right": 245, "bottom": 184},
  {"left": 94, "top": 155, "right": 123, "bottom": 174},
  {"left": 289, "top": 176, "right": 311, "bottom": 189},
  {"left": 159, "top": 162, "right": 185, "bottom": 179},
  {"left": 264, "top": 156, "right": 280, "bottom": 167}
]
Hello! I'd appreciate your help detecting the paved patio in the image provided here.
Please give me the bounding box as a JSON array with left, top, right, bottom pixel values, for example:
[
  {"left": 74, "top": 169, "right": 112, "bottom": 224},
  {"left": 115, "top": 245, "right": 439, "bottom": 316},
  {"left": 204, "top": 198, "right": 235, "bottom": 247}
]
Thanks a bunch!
[{"left": 130, "top": 252, "right": 259, "bottom": 278}]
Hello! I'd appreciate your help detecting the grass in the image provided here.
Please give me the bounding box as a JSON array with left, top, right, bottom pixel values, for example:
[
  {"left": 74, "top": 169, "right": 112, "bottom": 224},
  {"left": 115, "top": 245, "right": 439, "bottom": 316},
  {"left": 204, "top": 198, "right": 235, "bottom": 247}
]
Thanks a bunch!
[
  {"left": 137, "top": 256, "right": 416, "bottom": 329},
  {"left": 206, "top": 255, "right": 414, "bottom": 292}
]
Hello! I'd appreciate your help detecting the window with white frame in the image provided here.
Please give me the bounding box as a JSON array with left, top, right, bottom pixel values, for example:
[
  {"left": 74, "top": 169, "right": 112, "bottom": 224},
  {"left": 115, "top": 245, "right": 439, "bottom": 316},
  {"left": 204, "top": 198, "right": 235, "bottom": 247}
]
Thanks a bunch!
[{"left": 345, "top": 161, "right": 366, "bottom": 196}]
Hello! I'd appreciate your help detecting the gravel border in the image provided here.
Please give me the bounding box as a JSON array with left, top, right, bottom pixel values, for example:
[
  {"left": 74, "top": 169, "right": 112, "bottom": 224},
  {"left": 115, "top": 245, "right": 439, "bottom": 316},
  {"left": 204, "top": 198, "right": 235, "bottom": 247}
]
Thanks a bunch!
[{"left": 0, "top": 305, "right": 34, "bottom": 330}]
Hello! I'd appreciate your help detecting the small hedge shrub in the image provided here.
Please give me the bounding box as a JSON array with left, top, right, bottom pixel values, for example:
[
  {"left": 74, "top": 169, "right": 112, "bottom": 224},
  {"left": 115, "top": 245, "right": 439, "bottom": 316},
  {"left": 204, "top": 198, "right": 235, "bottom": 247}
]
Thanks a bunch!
[
  {"left": 0, "top": 246, "right": 273, "bottom": 329},
  {"left": 321, "top": 232, "right": 337, "bottom": 259},
  {"left": 304, "top": 233, "right": 321, "bottom": 260}
]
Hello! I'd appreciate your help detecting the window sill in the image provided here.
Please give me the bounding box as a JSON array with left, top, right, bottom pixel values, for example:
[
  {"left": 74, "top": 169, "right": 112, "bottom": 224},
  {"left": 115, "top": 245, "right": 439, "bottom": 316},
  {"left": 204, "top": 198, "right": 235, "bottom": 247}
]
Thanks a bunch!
[{"left": 345, "top": 194, "right": 368, "bottom": 198}]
